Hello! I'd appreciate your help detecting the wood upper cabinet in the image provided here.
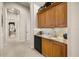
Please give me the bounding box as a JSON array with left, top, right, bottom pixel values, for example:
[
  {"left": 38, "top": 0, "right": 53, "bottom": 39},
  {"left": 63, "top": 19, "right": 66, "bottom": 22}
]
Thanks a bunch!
[
  {"left": 38, "top": 12, "right": 46, "bottom": 28},
  {"left": 56, "top": 2, "right": 67, "bottom": 27},
  {"left": 37, "top": 2, "right": 67, "bottom": 28},
  {"left": 45, "top": 6, "right": 56, "bottom": 27}
]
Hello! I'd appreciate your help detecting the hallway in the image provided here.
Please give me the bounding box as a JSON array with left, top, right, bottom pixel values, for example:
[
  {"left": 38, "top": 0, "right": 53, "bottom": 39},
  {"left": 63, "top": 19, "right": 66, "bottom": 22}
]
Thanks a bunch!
[
  {"left": 0, "top": 2, "right": 44, "bottom": 57},
  {"left": 0, "top": 41, "right": 43, "bottom": 57}
]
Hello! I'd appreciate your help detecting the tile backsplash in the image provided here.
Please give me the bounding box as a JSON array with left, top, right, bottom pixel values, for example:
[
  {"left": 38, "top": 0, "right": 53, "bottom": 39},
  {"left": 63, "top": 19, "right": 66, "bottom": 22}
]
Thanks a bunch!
[
  {"left": 34, "top": 28, "right": 67, "bottom": 37},
  {"left": 55, "top": 28, "right": 67, "bottom": 37}
]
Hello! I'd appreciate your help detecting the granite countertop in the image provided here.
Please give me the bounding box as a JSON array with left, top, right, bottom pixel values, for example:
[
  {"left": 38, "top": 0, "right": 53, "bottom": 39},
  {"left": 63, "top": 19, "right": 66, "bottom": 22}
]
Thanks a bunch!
[{"left": 35, "top": 34, "right": 68, "bottom": 44}]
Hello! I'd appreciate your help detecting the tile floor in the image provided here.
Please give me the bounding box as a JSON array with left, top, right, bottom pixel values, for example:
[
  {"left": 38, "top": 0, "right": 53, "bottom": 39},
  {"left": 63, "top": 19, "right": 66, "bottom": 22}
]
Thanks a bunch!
[{"left": 0, "top": 41, "right": 44, "bottom": 57}]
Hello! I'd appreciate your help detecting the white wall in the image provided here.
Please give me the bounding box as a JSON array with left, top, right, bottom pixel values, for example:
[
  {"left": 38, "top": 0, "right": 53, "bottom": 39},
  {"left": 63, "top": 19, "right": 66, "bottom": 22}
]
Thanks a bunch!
[
  {"left": 0, "top": 2, "right": 3, "bottom": 49},
  {"left": 26, "top": 8, "right": 31, "bottom": 40},
  {"left": 4, "top": 2, "right": 30, "bottom": 41},
  {"left": 68, "top": 2, "right": 79, "bottom": 57},
  {"left": 28, "top": 3, "right": 41, "bottom": 48},
  {"left": 34, "top": 3, "right": 40, "bottom": 28}
]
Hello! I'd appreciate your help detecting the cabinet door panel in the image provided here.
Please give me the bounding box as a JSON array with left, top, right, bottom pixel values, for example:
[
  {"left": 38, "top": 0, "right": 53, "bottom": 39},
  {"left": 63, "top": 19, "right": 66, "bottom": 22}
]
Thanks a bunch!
[
  {"left": 52, "top": 43, "right": 62, "bottom": 57},
  {"left": 50, "top": 7, "right": 56, "bottom": 27},
  {"left": 42, "top": 38, "right": 52, "bottom": 57},
  {"left": 42, "top": 38, "right": 47, "bottom": 56},
  {"left": 56, "top": 3, "right": 67, "bottom": 27},
  {"left": 45, "top": 7, "right": 56, "bottom": 28},
  {"left": 38, "top": 12, "right": 46, "bottom": 28},
  {"left": 61, "top": 44, "right": 67, "bottom": 57}
]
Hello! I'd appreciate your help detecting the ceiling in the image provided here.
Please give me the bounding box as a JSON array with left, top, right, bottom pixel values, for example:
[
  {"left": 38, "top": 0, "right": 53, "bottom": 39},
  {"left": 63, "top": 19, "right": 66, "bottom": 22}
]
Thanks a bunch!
[
  {"left": 16, "top": 2, "right": 45, "bottom": 8},
  {"left": 17, "top": 2, "right": 30, "bottom": 8},
  {"left": 34, "top": 2, "right": 45, "bottom": 7}
]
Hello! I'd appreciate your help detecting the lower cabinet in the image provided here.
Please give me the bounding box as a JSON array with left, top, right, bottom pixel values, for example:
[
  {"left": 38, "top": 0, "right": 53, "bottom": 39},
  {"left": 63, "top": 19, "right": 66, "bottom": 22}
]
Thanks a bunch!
[
  {"left": 51, "top": 40, "right": 67, "bottom": 57},
  {"left": 42, "top": 38, "right": 52, "bottom": 56},
  {"left": 42, "top": 38, "right": 67, "bottom": 57}
]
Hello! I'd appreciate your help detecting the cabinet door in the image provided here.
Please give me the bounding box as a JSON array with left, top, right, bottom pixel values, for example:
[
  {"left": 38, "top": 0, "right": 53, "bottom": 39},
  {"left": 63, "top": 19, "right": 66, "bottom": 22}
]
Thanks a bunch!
[
  {"left": 56, "top": 3, "right": 67, "bottom": 27},
  {"left": 38, "top": 12, "right": 46, "bottom": 28},
  {"left": 42, "top": 38, "right": 52, "bottom": 57},
  {"left": 61, "top": 44, "right": 67, "bottom": 57},
  {"left": 51, "top": 42, "right": 62, "bottom": 57},
  {"left": 45, "top": 7, "right": 56, "bottom": 28},
  {"left": 42, "top": 38, "right": 47, "bottom": 56},
  {"left": 51, "top": 40, "right": 67, "bottom": 57}
]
